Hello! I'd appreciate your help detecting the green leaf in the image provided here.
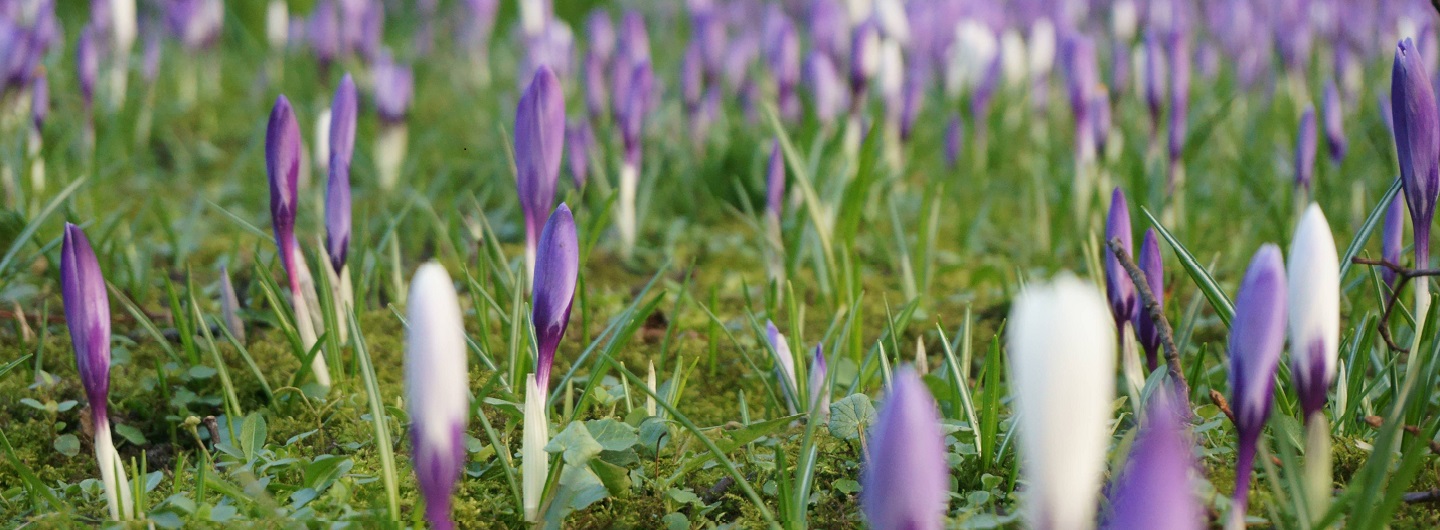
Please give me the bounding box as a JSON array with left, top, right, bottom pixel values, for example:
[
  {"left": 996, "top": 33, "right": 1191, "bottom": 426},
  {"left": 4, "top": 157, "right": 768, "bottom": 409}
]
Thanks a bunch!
[
  {"left": 585, "top": 418, "right": 639, "bottom": 452},
  {"left": 833, "top": 479, "right": 861, "bottom": 494},
  {"left": 828, "top": 394, "right": 877, "bottom": 441},
  {"left": 53, "top": 434, "right": 80, "bottom": 457},
  {"left": 239, "top": 413, "right": 267, "bottom": 462},
  {"left": 114, "top": 424, "right": 148, "bottom": 445},
  {"left": 546, "top": 421, "right": 605, "bottom": 467},
  {"left": 542, "top": 465, "right": 609, "bottom": 529},
  {"left": 303, "top": 455, "right": 352, "bottom": 492},
  {"left": 666, "top": 488, "right": 704, "bottom": 506},
  {"left": 589, "top": 459, "right": 632, "bottom": 496},
  {"left": 1338, "top": 178, "right": 1402, "bottom": 280},
  {"left": 1141, "top": 206, "right": 1236, "bottom": 326}
]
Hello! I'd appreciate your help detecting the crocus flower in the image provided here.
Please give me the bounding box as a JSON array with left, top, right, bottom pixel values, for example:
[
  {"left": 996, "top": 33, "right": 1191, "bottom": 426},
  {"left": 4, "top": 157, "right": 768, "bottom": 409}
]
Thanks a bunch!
[
  {"left": 1105, "top": 188, "right": 1136, "bottom": 334},
  {"left": 804, "top": 51, "right": 846, "bottom": 127},
  {"left": 1167, "top": 32, "right": 1190, "bottom": 179},
  {"left": 326, "top": 73, "right": 357, "bottom": 275},
  {"left": 28, "top": 68, "right": 46, "bottom": 191},
  {"left": 565, "top": 119, "right": 593, "bottom": 188},
  {"left": 809, "top": 0, "right": 848, "bottom": 62},
  {"left": 373, "top": 52, "right": 413, "bottom": 191},
  {"left": 808, "top": 344, "right": 829, "bottom": 416},
  {"left": 766, "top": 139, "right": 785, "bottom": 219},
  {"left": 1295, "top": 105, "right": 1317, "bottom": 194},
  {"left": 62, "top": 223, "right": 134, "bottom": 521},
  {"left": 616, "top": 61, "right": 652, "bottom": 257},
  {"left": 1384, "top": 193, "right": 1405, "bottom": 287},
  {"left": 1104, "top": 393, "right": 1202, "bottom": 530},
  {"left": 77, "top": 25, "right": 99, "bottom": 110},
  {"left": 515, "top": 66, "right": 567, "bottom": 282},
  {"left": 1142, "top": 32, "right": 1165, "bottom": 131},
  {"left": 1288, "top": 205, "right": 1339, "bottom": 421},
  {"left": 767, "top": 16, "right": 800, "bottom": 121},
  {"left": 1008, "top": 274, "right": 1115, "bottom": 528},
  {"left": 1323, "top": 81, "right": 1346, "bottom": 163},
  {"left": 861, "top": 367, "right": 948, "bottom": 530},
  {"left": 266, "top": 0, "right": 288, "bottom": 50},
  {"left": 1227, "top": 245, "right": 1287, "bottom": 525},
  {"left": 766, "top": 320, "right": 798, "bottom": 411},
  {"left": 1392, "top": 39, "right": 1439, "bottom": 268},
  {"left": 308, "top": 0, "right": 339, "bottom": 68},
  {"left": 531, "top": 204, "right": 578, "bottom": 389},
  {"left": 459, "top": 0, "right": 498, "bottom": 83},
  {"left": 1135, "top": 228, "right": 1165, "bottom": 370},
  {"left": 849, "top": 20, "right": 881, "bottom": 104},
  {"left": 405, "top": 263, "right": 469, "bottom": 530},
  {"left": 944, "top": 112, "right": 963, "bottom": 168},
  {"left": 267, "top": 95, "right": 329, "bottom": 387},
  {"left": 584, "top": 11, "right": 615, "bottom": 64},
  {"left": 1092, "top": 88, "right": 1112, "bottom": 156}
]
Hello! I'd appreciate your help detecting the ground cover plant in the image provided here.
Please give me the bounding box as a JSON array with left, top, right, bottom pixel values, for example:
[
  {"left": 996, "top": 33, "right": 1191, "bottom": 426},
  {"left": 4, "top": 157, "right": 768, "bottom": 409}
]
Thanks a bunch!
[{"left": 6, "top": 0, "right": 1440, "bottom": 528}]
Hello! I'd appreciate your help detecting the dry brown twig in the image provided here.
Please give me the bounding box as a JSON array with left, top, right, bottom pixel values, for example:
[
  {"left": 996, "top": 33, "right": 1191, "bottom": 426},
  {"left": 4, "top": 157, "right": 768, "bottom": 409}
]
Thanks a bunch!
[
  {"left": 1348, "top": 257, "right": 1440, "bottom": 352},
  {"left": 1107, "top": 238, "right": 1190, "bottom": 402}
]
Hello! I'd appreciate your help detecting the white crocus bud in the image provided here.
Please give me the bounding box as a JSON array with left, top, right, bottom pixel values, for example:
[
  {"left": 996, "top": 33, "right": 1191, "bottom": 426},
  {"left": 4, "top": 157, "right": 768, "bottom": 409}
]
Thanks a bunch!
[
  {"left": 1000, "top": 28, "right": 1028, "bottom": 86},
  {"left": 404, "top": 263, "right": 469, "bottom": 528},
  {"left": 314, "top": 109, "right": 332, "bottom": 175},
  {"left": 1028, "top": 18, "right": 1057, "bottom": 78},
  {"left": 1287, "top": 203, "right": 1339, "bottom": 419},
  {"left": 945, "top": 20, "right": 998, "bottom": 97},
  {"left": 267, "top": 0, "right": 289, "bottom": 50},
  {"left": 1007, "top": 274, "right": 1115, "bottom": 529},
  {"left": 523, "top": 375, "right": 548, "bottom": 522}
]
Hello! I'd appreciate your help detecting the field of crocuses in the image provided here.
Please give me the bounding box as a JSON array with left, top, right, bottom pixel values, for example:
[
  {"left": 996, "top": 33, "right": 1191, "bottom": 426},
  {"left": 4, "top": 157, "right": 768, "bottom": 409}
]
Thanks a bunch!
[{"left": 8, "top": 0, "right": 1440, "bottom": 528}]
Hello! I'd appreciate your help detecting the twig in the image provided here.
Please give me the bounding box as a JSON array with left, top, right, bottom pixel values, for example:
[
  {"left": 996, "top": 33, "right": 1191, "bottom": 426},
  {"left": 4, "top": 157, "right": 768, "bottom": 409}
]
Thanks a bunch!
[
  {"left": 1348, "top": 257, "right": 1440, "bottom": 352},
  {"left": 1362, "top": 415, "right": 1440, "bottom": 453},
  {"left": 1108, "top": 238, "right": 1190, "bottom": 401},
  {"left": 1404, "top": 490, "right": 1440, "bottom": 503},
  {"left": 1209, "top": 390, "right": 1235, "bottom": 424}
]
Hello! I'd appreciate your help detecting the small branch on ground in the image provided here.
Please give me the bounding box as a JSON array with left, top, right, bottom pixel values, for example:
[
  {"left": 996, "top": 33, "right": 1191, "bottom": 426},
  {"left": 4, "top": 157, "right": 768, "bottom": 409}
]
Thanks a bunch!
[
  {"left": 1362, "top": 415, "right": 1440, "bottom": 453},
  {"left": 1108, "top": 238, "right": 1190, "bottom": 402},
  {"left": 1348, "top": 257, "right": 1440, "bottom": 352}
]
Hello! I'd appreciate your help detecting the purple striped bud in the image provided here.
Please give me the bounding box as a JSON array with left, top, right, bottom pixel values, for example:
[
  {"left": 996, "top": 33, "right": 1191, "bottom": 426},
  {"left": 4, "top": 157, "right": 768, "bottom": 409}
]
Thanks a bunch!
[
  {"left": 1104, "top": 394, "right": 1203, "bottom": 530},
  {"left": 405, "top": 263, "right": 469, "bottom": 530},
  {"left": 861, "top": 367, "right": 949, "bottom": 530},
  {"left": 1323, "top": 81, "right": 1346, "bottom": 163},
  {"left": 850, "top": 21, "right": 881, "bottom": 100},
  {"left": 583, "top": 11, "right": 614, "bottom": 64},
  {"left": 1295, "top": 106, "right": 1317, "bottom": 193},
  {"left": 617, "top": 10, "right": 649, "bottom": 66},
  {"left": 62, "top": 223, "right": 113, "bottom": 421},
  {"left": 808, "top": 344, "right": 828, "bottom": 414},
  {"left": 1142, "top": 32, "right": 1165, "bottom": 131},
  {"left": 1105, "top": 188, "right": 1136, "bottom": 332},
  {"left": 804, "top": 51, "right": 846, "bottom": 126},
  {"left": 30, "top": 68, "right": 46, "bottom": 131},
  {"left": 618, "top": 62, "right": 653, "bottom": 166},
  {"left": 531, "top": 204, "right": 578, "bottom": 389},
  {"left": 1393, "top": 38, "right": 1440, "bottom": 267},
  {"left": 77, "top": 25, "right": 99, "bottom": 106},
  {"left": 373, "top": 53, "right": 414, "bottom": 125},
  {"left": 326, "top": 74, "right": 357, "bottom": 273},
  {"left": 515, "top": 66, "right": 567, "bottom": 271},
  {"left": 583, "top": 52, "right": 608, "bottom": 119},
  {"left": 1287, "top": 205, "right": 1339, "bottom": 421},
  {"left": 1384, "top": 193, "right": 1405, "bottom": 286},
  {"left": 267, "top": 96, "right": 303, "bottom": 292},
  {"left": 1227, "top": 245, "right": 1287, "bottom": 522},
  {"left": 766, "top": 321, "right": 797, "bottom": 408},
  {"left": 766, "top": 139, "right": 784, "bottom": 217},
  {"left": 1134, "top": 228, "right": 1165, "bottom": 370},
  {"left": 565, "top": 119, "right": 593, "bottom": 188},
  {"left": 944, "top": 112, "right": 963, "bottom": 168}
]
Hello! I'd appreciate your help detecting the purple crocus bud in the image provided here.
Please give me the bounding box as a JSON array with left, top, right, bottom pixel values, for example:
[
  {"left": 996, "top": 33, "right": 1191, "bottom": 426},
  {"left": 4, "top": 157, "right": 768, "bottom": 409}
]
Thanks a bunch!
[
  {"left": 405, "top": 263, "right": 469, "bottom": 530},
  {"left": 267, "top": 96, "right": 303, "bottom": 291},
  {"left": 309, "top": 0, "right": 339, "bottom": 66},
  {"left": 1323, "top": 81, "right": 1346, "bottom": 163},
  {"left": 618, "top": 62, "right": 653, "bottom": 166},
  {"left": 809, "top": 0, "right": 849, "bottom": 61},
  {"left": 804, "top": 51, "right": 846, "bottom": 126},
  {"left": 1104, "top": 394, "right": 1203, "bottom": 530},
  {"left": 898, "top": 76, "right": 923, "bottom": 142},
  {"left": 585, "top": 11, "right": 615, "bottom": 63},
  {"left": 326, "top": 74, "right": 357, "bottom": 274},
  {"left": 1227, "top": 245, "right": 1287, "bottom": 525},
  {"left": 1393, "top": 39, "right": 1440, "bottom": 267},
  {"left": 30, "top": 68, "right": 46, "bottom": 131},
  {"left": 62, "top": 223, "right": 134, "bottom": 521},
  {"left": 768, "top": 17, "right": 801, "bottom": 120},
  {"left": 1295, "top": 105, "right": 1317, "bottom": 193},
  {"left": 944, "top": 112, "right": 963, "bottom": 168},
  {"left": 766, "top": 139, "right": 784, "bottom": 217},
  {"left": 62, "top": 223, "right": 112, "bottom": 423},
  {"left": 515, "top": 66, "right": 567, "bottom": 278},
  {"left": 142, "top": 30, "right": 161, "bottom": 81},
  {"left": 1092, "top": 89, "right": 1112, "bottom": 155},
  {"left": 1063, "top": 36, "right": 1098, "bottom": 128},
  {"left": 617, "top": 10, "right": 650, "bottom": 66},
  {"left": 1166, "top": 33, "right": 1190, "bottom": 166},
  {"left": 1134, "top": 228, "right": 1165, "bottom": 370},
  {"left": 766, "top": 321, "right": 798, "bottom": 408},
  {"left": 808, "top": 344, "right": 828, "bottom": 415},
  {"left": 970, "top": 58, "right": 1002, "bottom": 143},
  {"left": 583, "top": 52, "right": 608, "bottom": 119},
  {"left": 77, "top": 25, "right": 99, "bottom": 107},
  {"left": 1105, "top": 188, "right": 1136, "bottom": 333},
  {"left": 1384, "top": 193, "right": 1405, "bottom": 287},
  {"left": 373, "top": 53, "right": 414, "bottom": 125},
  {"left": 1287, "top": 204, "right": 1339, "bottom": 421},
  {"left": 1142, "top": 32, "right": 1165, "bottom": 131},
  {"left": 565, "top": 119, "right": 593, "bottom": 188},
  {"left": 849, "top": 21, "right": 881, "bottom": 101},
  {"left": 681, "top": 43, "right": 704, "bottom": 111},
  {"left": 861, "top": 367, "right": 949, "bottom": 530},
  {"left": 531, "top": 204, "right": 578, "bottom": 389}
]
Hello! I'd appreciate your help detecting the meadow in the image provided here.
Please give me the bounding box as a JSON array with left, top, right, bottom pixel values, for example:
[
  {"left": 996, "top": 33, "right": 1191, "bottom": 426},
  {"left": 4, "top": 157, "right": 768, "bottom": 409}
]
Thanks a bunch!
[{"left": 3, "top": 0, "right": 1440, "bottom": 528}]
